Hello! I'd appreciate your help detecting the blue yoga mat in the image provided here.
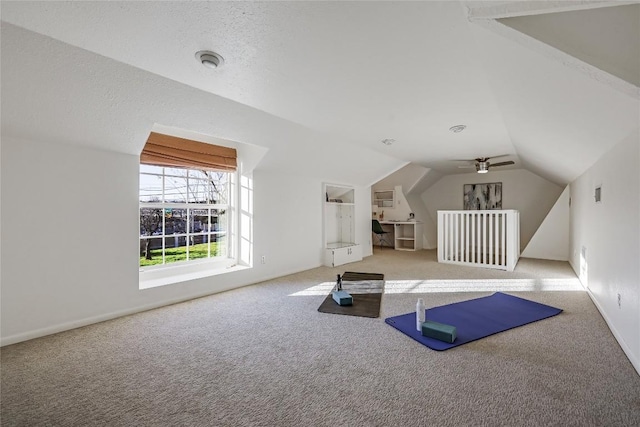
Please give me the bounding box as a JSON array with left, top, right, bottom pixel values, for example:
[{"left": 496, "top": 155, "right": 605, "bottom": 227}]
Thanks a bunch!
[{"left": 385, "top": 292, "right": 562, "bottom": 351}]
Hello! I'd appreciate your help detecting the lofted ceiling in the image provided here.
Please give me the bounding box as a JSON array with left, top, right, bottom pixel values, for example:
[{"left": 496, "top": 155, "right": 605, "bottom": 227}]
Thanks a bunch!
[{"left": 1, "top": 1, "right": 638, "bottom": 186}]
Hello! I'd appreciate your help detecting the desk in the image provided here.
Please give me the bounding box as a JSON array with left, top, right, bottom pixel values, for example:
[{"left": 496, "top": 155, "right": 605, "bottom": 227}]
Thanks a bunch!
[{"left": 377, "top": 221, "right": 423, "bottom": 251}]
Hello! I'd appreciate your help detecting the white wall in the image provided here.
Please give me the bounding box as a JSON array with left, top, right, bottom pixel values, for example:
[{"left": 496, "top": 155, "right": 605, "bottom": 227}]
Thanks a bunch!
[
  {"left": 521, "top": 185, "right": 570, "bottom": 261},
  {"left": 373, "top": 163, "right": 426, "bottom": 194},
  {"left": 0, "top": 136, "right": 334, "bottom": 344},
  {"left": 355, "top": 185, "right": 374, "bottom": 258},
  {"left": 405, "top": 193, "right": 437, "bottom": 249},
  {"left": 420, "top": 169, "right": 563, "bottom": 250},
  {"left": 2, "top": 137, "right": 138, "bottom": 340},
  {"left": 569, "top": 129, "right": 639, "bottom": 374},
  {"left": 252, "top": 170, "right": 325, "bottom": 278}
]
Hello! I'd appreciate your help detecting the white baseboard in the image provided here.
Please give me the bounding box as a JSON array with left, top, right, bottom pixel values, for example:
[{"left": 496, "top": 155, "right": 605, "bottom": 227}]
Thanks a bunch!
[
  {"left": 584, "top": 288, "right": 640, "bottom": 377},
  {"left": 1, "top": 262, "right": 323, "bottom": 347},
  {"left": 1, "top": 291, "right": 222, "bottom": 347},
  {"left": 568, "top": 259, "right": 639, "bottom": 376}
]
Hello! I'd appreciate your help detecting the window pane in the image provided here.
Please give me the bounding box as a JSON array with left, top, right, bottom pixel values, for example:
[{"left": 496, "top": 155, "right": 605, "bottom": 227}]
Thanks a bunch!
[
  {"left": 189, "top": 169, "right": 207, "bottom": 180},
  {"left": 191, "top": 171, "right": 228, "bottom": 204},
  {"left": 164, "top": 208, "right": 186, "bottom": 234},
  {"left": 140, "top": 174, "right": 163, "bottom": 203},
  {"left": 189, "top": 235, "right": 209, "bottom": 260},
  {"left": 165, "top": 176, "right": 187, "bottom": 203},
  {"left": 164, "top": 167, "right": 188, "bottom": 177},
  {"left": 140, "top": 237, "right": 163, "bottom": 267},
  {"left": 140, "top": 208, "right": 163, "bottom": 236},
  {"left": 189, "top": 209, "right": 208, "bottom": 233},
  {"left": 212, "top": 209, "right": 226, "bottom": 232},
  {"left": 188, "top": 179, "right": 214, "bottom": 203},
  {"left": 211, "top": 234, "right": 227, "bottom": 257},
  {"left": 140, "top": 164, "right": 163, "bottom": 174},
  {"left": 212, "top": 172, "right": 229, "bottom": 204},
  {"left": 164, "top": 236, "right": 187, "bottom": 264}
]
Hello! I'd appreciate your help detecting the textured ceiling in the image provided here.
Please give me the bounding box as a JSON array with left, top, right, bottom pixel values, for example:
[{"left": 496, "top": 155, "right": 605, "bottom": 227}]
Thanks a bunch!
[{"left": 1, "top": 1, "right": 638, "bottom": 186}]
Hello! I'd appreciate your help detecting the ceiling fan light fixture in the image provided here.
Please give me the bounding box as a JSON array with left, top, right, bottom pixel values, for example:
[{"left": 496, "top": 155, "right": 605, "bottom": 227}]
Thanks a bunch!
[
  {"left": 476, "top": 161, "right": 489, "bottom": 173},
  {"left": 196, "top": 50, "right": 224, "bottom": 69}
]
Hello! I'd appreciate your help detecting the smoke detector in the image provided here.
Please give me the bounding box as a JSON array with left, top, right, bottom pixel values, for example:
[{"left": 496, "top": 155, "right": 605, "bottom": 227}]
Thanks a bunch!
[{"left": 196, "top": 51, "right": 224, "bottom": 69}]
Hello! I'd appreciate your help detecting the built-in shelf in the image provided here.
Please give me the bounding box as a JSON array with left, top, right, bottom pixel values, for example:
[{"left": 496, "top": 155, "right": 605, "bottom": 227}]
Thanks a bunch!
[
  {"left": 373, "top": 190, "right": 395, "bottom": 208},
  {"left": 324, "top": 183, "right": 361, "bottom": 267},
  {"left": 377, "top": 221, "right": 423, "bottom": 251},
  {"left": 325, "top": 202, "right": 355, "bottom": 206}
]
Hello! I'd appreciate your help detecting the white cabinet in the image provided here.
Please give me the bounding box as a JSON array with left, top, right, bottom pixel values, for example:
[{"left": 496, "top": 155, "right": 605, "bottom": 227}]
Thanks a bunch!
[
  {"left": 325, "top": 244, "right": 362, "bottom": 268},
  {"left": 323, "top": 184, "right": 362, "bottom": 267}
]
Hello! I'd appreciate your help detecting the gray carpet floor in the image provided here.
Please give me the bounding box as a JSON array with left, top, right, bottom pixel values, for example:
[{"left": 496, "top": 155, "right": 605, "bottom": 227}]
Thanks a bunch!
[{"left": 2, "top": 249, "right": 639, "bottom": 426}]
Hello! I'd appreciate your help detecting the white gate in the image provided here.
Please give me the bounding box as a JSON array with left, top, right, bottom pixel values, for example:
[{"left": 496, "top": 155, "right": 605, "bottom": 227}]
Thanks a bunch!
[{"left": 437, "top": 210, "right": 520, "bottom": 271}]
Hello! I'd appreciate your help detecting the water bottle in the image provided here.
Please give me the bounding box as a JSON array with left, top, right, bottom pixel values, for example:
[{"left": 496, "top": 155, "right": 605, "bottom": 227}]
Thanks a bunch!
[{"left": 416, "top": 298, "right": 425, "bottom": 331}]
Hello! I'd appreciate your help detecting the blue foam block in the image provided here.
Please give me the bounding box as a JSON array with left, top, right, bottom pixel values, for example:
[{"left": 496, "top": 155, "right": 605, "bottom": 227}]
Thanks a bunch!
[
  {"left": 422, "top": 320, "right": 457, "bottom": 343},
  {"left": 332, "top": 290, "right": 353, "bottom": 306}
]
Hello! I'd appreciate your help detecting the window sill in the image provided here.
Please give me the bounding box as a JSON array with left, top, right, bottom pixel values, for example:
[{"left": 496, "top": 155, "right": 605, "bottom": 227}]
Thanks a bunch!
[{"left": 139, "top": 260, "right": 249, "bottom": 290}]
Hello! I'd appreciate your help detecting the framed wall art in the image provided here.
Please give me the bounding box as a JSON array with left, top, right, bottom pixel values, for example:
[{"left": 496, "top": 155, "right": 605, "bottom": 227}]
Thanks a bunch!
[{"left": 463, "top": 182, "right": 502, "bottom": 210}]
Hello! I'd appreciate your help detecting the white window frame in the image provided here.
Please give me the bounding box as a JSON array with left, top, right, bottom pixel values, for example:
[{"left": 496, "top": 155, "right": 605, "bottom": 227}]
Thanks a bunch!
[{"left": 139, "top": 166, "right": 242, "bottom": 288}]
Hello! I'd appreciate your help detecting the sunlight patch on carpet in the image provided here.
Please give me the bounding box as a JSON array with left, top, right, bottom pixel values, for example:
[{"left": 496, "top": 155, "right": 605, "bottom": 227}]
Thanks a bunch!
[
  {"left": 385, "top": 278, "right": 583, "bottom": 293},
  {"left": 289, "top": 278, "right": 582, "bottom": 296}
]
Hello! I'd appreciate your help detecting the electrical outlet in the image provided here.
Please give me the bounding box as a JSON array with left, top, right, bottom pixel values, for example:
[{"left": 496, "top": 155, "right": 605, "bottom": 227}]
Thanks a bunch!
[
  {"left": 261, "top": 255, "right": 266, "bottom": 264},
  {"left": 617, "top": 293, "right": 621, "bottom": 308}
]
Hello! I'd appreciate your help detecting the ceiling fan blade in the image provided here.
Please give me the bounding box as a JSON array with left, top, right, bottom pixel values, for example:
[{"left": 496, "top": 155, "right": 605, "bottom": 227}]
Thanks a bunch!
[
  {"left": 490, "top": 161, "right": 515, "bottom": 167},
  {"left": 458, "top": 165, "right": 476, "bottom": 168}
]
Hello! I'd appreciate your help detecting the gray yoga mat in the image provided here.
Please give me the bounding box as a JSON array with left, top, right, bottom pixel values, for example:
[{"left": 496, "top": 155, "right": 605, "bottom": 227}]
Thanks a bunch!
[{"left": 317, "top": 272, "right": 384, "bottom": 318}]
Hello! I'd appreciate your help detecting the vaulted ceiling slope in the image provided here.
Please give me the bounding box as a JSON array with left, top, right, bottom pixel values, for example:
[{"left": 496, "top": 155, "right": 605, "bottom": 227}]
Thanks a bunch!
[
  {"left": 0, "top": 22, "right": 403, "bottom": 187},
  {"left": 1, "top": 1, "right": 638, "bottom": 186}
]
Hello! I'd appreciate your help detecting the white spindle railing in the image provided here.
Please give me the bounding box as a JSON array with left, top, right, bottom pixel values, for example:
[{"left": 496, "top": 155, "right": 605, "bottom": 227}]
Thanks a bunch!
[{"left": 437, "top": 210, "right": 520, "bottom": 271}]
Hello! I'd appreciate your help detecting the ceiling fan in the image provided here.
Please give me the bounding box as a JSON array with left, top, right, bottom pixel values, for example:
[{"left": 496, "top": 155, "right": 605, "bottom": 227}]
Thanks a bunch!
[{"left": 457, "top": 156, "right": 515, "bottom": 174}]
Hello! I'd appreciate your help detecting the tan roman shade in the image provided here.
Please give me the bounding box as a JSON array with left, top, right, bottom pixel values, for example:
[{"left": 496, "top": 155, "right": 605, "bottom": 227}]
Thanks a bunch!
[{"left": 141, "top": 132, "right": 237, "bottom": 171}]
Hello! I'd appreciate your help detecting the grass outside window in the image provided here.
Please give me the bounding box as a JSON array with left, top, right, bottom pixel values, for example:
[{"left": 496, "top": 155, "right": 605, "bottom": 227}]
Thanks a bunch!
[{"left": 139, "top": 241, "right": 225, "bottom": 267}]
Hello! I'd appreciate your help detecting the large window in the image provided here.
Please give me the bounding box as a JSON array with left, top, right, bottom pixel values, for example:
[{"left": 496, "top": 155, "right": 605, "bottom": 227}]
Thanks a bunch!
[{"left": 139, "top": 165, "right": 231, "bottom": 268}]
